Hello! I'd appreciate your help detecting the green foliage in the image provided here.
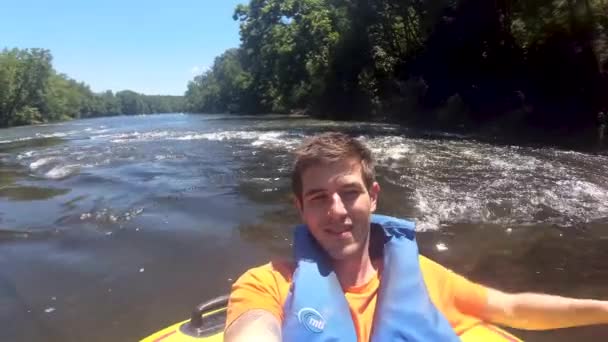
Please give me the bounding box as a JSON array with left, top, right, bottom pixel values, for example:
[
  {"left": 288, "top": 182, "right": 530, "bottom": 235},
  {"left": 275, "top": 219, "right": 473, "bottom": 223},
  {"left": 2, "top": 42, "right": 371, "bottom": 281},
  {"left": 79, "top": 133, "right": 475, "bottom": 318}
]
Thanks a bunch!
[
  {"left": 44, "top": 73, "right": 84, "bottom": 120},
  {"left": 0, "top": 48, "right": 52, "bottom": 126},
  {"left": 186, "top": 0, "right": 608, "bottom": 130},
  {"left": 0, "top": 48, "right": 185, "bottom": 128},
  {"left": 185, "top": 49, "right": 255, "bottom": 113},
  {"left": 11, "top": 106, "right": 42, "bottom": 126}
]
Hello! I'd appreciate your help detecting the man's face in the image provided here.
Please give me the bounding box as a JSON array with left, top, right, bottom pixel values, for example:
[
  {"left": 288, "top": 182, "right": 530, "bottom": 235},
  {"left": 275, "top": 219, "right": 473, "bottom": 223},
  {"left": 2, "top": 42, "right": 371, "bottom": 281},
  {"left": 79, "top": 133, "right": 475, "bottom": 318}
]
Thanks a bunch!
[{"left": 295, "top": 158, "right": 380, "bottom": 261}]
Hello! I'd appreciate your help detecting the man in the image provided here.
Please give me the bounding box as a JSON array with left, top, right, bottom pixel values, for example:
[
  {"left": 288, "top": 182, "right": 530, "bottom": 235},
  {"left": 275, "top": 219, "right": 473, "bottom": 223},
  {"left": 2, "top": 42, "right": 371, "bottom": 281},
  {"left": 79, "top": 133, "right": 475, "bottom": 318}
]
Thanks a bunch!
[{"left": 224, "top": 132, "right": 608, "bottom": 341}]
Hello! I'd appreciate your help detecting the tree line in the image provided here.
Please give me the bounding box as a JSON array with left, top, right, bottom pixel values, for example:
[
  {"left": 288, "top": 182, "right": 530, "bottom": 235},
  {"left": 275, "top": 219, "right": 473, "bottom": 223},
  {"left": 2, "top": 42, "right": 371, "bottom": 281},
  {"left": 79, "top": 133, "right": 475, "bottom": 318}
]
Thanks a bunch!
[
  {"left": 0, "top": 48, "right": 184, "bottom": 128},
  {"left": 185, "top": 0, "right": 608, "bottom": 133}
]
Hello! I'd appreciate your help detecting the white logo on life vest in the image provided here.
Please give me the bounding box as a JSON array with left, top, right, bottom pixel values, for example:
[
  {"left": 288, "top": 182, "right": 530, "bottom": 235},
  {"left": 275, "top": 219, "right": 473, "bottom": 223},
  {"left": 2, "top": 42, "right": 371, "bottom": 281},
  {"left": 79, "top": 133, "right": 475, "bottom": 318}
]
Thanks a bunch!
[{"left": 297, "top": 308, "right": 325, "bottom": 333}]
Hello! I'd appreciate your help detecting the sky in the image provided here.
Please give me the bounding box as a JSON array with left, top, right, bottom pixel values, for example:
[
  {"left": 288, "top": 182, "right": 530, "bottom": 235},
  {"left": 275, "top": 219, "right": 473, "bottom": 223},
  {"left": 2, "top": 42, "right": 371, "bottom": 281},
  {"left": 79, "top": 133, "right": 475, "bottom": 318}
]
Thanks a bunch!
[{"left": 1, "top": 0, "right": 244, "bottom": 95}]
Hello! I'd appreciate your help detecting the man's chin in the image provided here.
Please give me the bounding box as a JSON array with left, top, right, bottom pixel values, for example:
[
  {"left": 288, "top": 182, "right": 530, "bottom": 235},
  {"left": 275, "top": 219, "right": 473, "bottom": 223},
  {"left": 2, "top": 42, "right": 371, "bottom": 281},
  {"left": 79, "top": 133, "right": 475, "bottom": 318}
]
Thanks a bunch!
[{"left": 327, "top": 244, "right": 361, "bottom": 261}]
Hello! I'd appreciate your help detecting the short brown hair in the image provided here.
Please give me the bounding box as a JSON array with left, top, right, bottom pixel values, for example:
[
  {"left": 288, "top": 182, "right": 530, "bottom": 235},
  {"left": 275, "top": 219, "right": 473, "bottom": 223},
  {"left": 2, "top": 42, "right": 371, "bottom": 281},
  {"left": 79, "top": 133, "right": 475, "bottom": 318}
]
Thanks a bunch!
[{"left": 291, "top": 132, "right": 376, "bottom": 200}]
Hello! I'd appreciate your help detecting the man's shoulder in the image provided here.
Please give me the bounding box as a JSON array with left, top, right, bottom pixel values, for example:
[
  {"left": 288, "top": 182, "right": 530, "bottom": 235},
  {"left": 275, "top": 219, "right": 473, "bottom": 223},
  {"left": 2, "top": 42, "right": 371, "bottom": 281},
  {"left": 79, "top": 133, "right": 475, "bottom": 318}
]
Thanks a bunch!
[
  {"left": 417, "top": 254, "right": 457, "bottom": 285},
  {"left": 226, "top": 260, "right": 294, "bottom": 330},
  {"left": 236, "top": 259, "right": 295, "bottom": 284}
]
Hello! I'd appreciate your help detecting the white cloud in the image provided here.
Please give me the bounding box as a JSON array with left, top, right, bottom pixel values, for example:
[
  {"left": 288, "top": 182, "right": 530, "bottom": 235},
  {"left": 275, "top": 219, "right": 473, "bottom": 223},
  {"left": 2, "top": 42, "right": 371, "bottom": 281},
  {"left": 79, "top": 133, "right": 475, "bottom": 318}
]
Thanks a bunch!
[{"left": 190, "top": 65, "right": 209, "bottom": 75}]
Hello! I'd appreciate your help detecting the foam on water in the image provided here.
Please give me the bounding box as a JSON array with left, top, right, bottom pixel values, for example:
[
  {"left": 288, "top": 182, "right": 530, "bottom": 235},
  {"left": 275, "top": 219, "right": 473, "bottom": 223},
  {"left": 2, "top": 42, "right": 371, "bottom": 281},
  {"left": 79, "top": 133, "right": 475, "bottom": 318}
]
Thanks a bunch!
[
  {"left": 109, "top": 131, "right": 173, "bottom": 143},
  {"left": 79, "top": 206, "right": 145, "bottom": 226},
  {"left": 35, "top": 132, "right": 68, "bottom": 138},
  {"left": 175, "top": 130, "right": 302, "bottom": 149},
  {"left": 19, "top": 146, "right": 114, "bottom": 180},
  {"left": 167, "top": 131, "right": 608, "bottom": 230},
  {"left": 0, "top": 130, "right": 80, "bottom": 145},
  {"left": 5, "top": 116, "right": 607, "bottom": 231},
  {"left": 44, "top": 165, "right": 80, "bottom": 180},
  {"left": 0, "top": 136, "right": 34, "bottom": 144},
  {"left": 94, "top": 130, "right": 303, "bottom": 150},
  {"left": 361, "top": 136, "right": 413, "bottom": 162},
  {"left": 360, "top": 136, "right": 608, "bottom": 230},
  {"left": 84, "top": 127, "right": 110, "bottom": 134},
  {"left": 17, "top": 151, "right": 37, "bottom": 160},
  {"left": 30, "top": 157, "right": 56, "bottom": 170}
]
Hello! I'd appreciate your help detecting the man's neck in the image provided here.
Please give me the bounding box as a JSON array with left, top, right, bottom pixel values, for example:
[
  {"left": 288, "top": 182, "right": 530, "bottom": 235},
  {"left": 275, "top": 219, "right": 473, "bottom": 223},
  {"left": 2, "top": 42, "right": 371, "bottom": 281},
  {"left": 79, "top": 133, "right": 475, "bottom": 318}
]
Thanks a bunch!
[{"left": 333, "top": 243, "right": 377, "bottom": 289}]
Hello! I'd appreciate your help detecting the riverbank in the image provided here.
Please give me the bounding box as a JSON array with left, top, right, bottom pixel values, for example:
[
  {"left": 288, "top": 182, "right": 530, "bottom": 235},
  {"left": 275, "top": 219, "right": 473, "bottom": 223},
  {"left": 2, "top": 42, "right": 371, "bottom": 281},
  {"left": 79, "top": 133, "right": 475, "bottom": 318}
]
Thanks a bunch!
[
  {"left": 283, "top": 104, "right": 608, "bottom": 155},
  {"left": 0, "top": 48, "right": 185, "bottom": 129}
]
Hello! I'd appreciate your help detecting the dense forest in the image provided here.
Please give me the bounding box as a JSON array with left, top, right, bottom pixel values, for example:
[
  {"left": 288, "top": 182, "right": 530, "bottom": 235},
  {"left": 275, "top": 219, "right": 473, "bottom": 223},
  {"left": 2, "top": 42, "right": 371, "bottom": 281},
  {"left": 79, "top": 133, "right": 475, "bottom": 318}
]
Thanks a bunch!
[
  {"left": 185, "top": 0, "right": 608, "bottom": 133},
  {"left": 0, "top": 48, "right": 185, "bottom": 128}
]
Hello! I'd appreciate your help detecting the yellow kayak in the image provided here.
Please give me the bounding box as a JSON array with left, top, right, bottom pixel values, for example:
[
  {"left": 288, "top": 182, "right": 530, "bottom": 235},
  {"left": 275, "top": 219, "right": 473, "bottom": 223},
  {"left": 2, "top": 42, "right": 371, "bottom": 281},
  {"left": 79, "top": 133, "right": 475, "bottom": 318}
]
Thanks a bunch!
[
  {"left": 141, "top": 295, "right": 522, "bottom": 342},
  {"left": 141, "top": 296, "right": 227, "bottom": 342}
]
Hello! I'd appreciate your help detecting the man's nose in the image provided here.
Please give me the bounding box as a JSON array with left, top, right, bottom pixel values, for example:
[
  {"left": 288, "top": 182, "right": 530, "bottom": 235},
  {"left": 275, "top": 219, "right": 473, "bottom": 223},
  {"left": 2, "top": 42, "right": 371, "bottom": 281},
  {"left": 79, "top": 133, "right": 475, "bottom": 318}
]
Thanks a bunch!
[{"left": 328, "top": 192, "right": 348, "bottom": 217}]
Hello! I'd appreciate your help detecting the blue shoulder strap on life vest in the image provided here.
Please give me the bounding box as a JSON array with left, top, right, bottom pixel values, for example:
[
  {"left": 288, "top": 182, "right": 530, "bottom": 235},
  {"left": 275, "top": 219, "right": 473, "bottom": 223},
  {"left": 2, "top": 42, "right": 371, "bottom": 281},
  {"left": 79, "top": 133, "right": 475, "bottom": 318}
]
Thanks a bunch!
[
  {"left": 282, "top": 223, "right": 357, "bottom": 341},
  {"left": 369, "top": 215, "right": 460, "bottom": 341},
  {"left": 282, "top": 214, "right": 460, "bottom": 342}
]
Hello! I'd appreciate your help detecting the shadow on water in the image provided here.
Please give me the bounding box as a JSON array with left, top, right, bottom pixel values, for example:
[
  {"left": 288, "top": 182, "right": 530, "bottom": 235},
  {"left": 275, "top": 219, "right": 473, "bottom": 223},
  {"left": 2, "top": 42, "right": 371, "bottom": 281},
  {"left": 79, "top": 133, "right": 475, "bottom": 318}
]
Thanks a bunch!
[
  {"left": 0, "top": 224, "right": 67, "bottom": 244},
  {"left": 419, "top": 222, "right": 608, "bottom": 292},
  {"left": 236, "top": 206, "right": 300, "bottom": 259},
  {"left": 195, "top": 113, "right": 310, "bottom": 122},
  {"left": 0, "top": 137, "right": 65, "bottom": 154},
  {"left": 59, "top": 195, "right": 90, "bottom": 211},
  {"left": 0, "top": 166, "right": 24, "bottom": 187},
  {"left": 253, "top": 114, "right": 608, "bottom": 156},
  {"left": 0, "top": 138, "right": 70, "bottom": 201},
  {"left": 0, "top": 229, "right": 36, "bottom": 243},
  {"left": 236, "top": 180, "right": 292, "bottom": 205},
  {"left": 0, "top": 186, "right": 70, "bottom": 201},
  {"left": 0, "top": 271, "right": 63, "bottom": 342},
  {"left": 417, "top": 220, "right": 608, "bottom": 340}
]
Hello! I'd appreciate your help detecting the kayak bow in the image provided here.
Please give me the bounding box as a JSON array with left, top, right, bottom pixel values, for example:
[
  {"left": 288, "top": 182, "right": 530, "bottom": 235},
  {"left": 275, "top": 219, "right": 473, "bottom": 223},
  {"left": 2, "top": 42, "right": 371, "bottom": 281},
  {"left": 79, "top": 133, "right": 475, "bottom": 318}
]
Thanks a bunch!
[{"left": 141, "top": 295, "right": 227, "bottom": 342}]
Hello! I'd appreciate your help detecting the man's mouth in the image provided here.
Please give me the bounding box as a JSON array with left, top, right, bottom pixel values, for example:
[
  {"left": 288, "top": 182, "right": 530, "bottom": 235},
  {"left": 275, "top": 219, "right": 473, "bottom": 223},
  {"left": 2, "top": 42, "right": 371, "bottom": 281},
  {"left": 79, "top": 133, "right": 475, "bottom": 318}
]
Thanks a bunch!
[{"left": 325, "top": 225, "right": 353, "bottom": 237}]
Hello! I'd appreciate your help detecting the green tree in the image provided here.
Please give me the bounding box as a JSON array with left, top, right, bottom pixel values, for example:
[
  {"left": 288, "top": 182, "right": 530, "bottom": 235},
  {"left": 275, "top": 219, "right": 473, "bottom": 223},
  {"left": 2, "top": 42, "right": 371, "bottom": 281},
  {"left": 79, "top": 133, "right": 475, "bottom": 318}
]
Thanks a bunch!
[
  {"left": 185, "top": 49, "right": 254, "bottom": 113},
  {"left": 0, "top": 47, "right": 185, "bottom": 127},
  {"left": 116, "top": 90, "right": 148, "bottom": 115},
  {"left": 0, "top": 48, "right": 52, "bottom": 126},
  {"left": 193, "top": 0, "right": 608, "bottom": 131}
]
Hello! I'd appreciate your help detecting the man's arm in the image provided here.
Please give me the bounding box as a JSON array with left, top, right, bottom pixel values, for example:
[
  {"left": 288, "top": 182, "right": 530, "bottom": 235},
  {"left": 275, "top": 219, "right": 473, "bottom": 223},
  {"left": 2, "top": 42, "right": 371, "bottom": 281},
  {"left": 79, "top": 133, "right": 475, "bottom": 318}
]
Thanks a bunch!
[
  {"left": 482, "top": 288, "right": 608, "bottom": 330},
  {"left": 224, "top": 309, "right": 281, "bottom": 342},
  {"left": 224, "top": 262, "right": 292, "bottom": 342}
]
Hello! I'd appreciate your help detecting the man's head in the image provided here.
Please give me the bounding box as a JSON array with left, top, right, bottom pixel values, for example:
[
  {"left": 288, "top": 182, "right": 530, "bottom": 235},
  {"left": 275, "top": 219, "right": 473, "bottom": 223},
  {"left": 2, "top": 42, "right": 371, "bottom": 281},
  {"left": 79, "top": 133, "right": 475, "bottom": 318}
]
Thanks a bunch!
[{"left": 291, "top": 132, "right": 380, "bottom": 260}]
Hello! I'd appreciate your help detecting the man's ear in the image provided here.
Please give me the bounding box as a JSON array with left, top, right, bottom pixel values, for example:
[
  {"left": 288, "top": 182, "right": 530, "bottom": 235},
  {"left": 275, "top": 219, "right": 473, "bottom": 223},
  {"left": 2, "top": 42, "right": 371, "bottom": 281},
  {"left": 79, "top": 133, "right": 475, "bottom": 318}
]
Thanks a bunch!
[
  {"left": 293, "top": 195, "right": 304, "bottom": 217},
  {"left": 370, "top": 182, "right": 380, "bottom": 212}
]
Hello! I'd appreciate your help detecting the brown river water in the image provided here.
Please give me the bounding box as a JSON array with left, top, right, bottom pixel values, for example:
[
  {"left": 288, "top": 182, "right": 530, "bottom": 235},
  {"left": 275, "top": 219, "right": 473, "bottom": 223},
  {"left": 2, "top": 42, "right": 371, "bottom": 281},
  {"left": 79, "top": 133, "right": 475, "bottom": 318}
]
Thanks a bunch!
[{"left": 0, "top": 113, "right": 607, "bottom": 341}]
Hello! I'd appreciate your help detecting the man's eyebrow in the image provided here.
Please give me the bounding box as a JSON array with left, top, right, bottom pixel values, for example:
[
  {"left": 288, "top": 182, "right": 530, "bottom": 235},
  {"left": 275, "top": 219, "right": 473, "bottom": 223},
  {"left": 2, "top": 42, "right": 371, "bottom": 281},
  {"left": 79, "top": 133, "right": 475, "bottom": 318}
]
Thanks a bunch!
[
  {"left": 304, "top": 183, "right": 363, "bottom": 197},
  {"left": 303, "top": 188, "right": 327, "bottom": 197},
  {"left": 339, "top": 182, "right": 364, "bottom": 189}
]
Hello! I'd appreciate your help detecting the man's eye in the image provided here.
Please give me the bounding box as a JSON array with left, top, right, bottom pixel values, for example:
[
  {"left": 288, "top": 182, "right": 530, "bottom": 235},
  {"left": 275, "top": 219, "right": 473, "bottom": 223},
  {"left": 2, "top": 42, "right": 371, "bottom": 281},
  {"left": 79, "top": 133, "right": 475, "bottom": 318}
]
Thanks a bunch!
[
  {"left": 342, "top": 190, "right": 359, "bottom": 198},
  {"left": 310, "top": 195, "right": 327, "bottom": 202}
]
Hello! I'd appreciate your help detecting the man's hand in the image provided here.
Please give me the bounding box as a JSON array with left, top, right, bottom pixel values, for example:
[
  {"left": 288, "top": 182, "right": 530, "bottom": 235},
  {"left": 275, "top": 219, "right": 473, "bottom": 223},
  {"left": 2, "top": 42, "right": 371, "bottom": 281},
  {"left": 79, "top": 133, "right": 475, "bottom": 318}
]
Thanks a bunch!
[
  {"left": 482, "top": 288, "right": 608, "bottom": 330},
  {"left": 224, "top": 309, "right": 281, "bottom": 342}
]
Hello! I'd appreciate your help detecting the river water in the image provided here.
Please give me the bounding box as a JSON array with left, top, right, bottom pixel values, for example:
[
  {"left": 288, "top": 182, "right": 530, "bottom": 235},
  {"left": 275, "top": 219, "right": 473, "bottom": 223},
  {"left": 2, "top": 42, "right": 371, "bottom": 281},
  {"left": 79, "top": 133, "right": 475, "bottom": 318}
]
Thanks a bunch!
[{"left": 0, "top": 113, "right": 607, "bottom": 341}]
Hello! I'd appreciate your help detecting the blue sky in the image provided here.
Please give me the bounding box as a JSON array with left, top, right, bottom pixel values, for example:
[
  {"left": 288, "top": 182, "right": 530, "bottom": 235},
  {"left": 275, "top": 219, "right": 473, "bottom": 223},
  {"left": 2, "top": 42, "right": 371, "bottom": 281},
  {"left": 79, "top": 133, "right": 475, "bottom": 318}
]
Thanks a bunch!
[{"left": 1, "top": 0, "right": 244, "bottom": 95}]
